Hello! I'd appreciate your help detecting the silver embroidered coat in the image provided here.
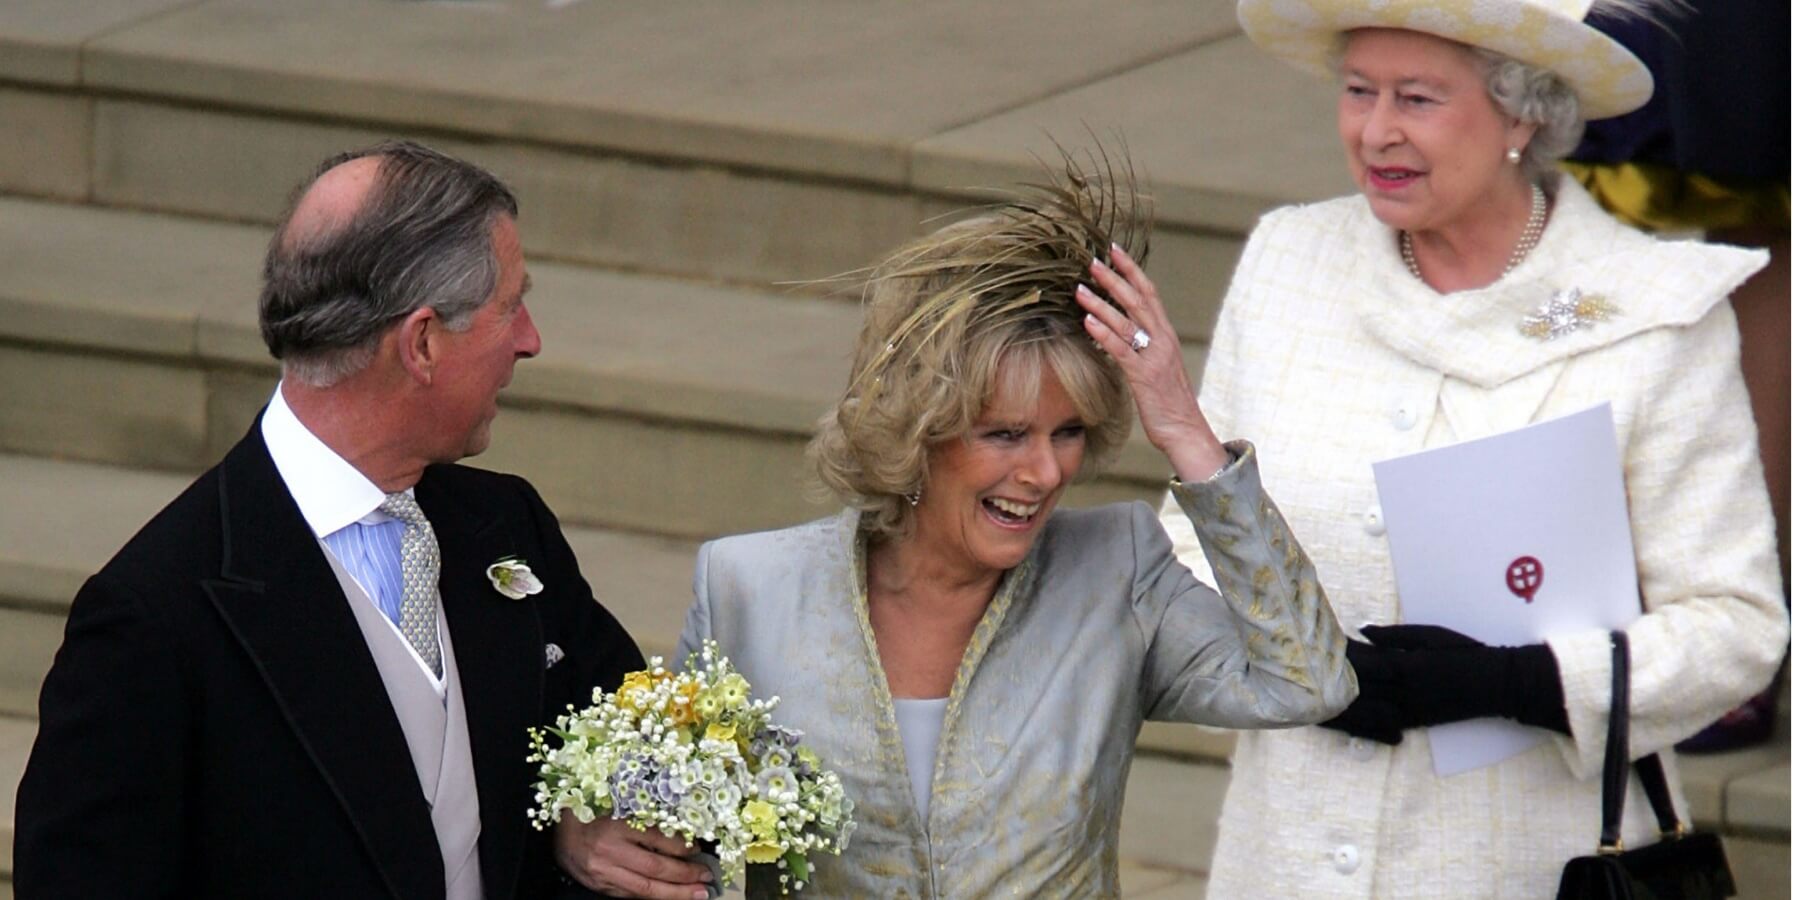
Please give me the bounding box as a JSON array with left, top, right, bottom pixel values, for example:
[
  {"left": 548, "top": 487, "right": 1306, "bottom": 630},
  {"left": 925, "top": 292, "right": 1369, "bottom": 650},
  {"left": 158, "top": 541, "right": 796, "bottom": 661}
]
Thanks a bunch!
[
  {"left": 676, "top": 444, "right": 1353, "bottom": 897},
  {"left": 1162, "top": 177, "right": 1787, "bottom": 899}
]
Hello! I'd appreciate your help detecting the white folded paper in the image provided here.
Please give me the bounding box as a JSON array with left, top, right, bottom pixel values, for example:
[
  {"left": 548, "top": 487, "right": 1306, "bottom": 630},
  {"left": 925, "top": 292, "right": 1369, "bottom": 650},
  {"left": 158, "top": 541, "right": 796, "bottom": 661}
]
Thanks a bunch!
[{"left": 1373, "top": 403, "right": 1641, "bottom": 776}]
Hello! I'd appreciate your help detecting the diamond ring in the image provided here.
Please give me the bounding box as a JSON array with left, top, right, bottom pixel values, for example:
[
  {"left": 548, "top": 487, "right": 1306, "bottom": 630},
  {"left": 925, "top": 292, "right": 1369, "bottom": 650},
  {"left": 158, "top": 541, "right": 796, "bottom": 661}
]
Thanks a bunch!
[{"left": 1129, "top": 328, "right": 1151, "bottom": 352}]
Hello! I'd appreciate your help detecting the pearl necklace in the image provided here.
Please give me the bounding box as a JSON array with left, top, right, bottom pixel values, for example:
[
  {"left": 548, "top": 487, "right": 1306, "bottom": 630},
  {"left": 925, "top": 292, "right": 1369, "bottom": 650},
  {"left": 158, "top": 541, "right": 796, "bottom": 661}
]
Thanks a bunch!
[{"left": 1401, "top": 183, "right": 1547, "bottom": 283}]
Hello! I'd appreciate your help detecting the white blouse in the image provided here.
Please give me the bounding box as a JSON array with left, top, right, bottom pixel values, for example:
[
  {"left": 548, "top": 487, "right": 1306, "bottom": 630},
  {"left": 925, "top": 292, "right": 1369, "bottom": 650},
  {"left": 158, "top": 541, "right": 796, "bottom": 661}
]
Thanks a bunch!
[{"left": 891, "top": 697, "right": 948, "bottom": 822}]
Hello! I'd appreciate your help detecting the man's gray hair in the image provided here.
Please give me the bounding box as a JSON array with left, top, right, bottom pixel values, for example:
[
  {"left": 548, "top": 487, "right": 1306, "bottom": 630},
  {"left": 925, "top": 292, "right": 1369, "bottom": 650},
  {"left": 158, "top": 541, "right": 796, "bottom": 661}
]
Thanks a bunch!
[
  {"left": 1469, "top": 49, "right": 1583, "bottom": 192},
  {"left": 259, "top": 140, "right": 519, "bottom": 387}
]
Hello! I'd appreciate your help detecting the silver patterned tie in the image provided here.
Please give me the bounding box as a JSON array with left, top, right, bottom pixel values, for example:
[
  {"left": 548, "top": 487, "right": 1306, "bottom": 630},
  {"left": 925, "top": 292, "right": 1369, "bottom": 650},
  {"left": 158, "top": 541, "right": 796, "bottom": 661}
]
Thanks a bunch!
[{"left": 379, "top": 491, "right": 442, "bottom": 677}]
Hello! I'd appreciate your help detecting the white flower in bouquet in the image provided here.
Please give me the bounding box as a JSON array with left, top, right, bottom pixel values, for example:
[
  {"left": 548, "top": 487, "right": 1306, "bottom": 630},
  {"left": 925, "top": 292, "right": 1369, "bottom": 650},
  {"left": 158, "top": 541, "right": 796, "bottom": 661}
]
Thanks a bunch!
[{"left": 528, "top": 640, "right": 855, "bottom": 893}]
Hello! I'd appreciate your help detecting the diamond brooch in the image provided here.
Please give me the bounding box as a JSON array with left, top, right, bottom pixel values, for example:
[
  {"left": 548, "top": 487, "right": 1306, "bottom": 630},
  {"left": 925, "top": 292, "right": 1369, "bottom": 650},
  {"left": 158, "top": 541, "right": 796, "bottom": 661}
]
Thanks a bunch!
[{"left": 1519, "top": 287, "right": 1618, "bottom": 341}]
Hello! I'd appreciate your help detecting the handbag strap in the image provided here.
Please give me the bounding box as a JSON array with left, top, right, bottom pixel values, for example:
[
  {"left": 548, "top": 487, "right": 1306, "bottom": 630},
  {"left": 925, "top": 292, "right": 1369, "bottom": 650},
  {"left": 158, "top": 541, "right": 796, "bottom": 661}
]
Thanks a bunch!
[
  {"left": 1599, "top": 631, "right": 1631, "bottom": 852},
  {"left": 1600, "top": 630, "right": 1688, "bottom": 853},
  {"left": 1633, "top": 756, "right": 1685, "bottom": 837}
]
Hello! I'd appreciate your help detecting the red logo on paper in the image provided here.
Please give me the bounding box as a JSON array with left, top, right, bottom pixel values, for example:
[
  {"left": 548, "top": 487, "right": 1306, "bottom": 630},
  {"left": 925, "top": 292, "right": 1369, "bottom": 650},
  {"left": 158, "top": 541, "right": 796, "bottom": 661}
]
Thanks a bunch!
[{"left": 1506, "top": 556, "right": 1544, "bottom": 603}]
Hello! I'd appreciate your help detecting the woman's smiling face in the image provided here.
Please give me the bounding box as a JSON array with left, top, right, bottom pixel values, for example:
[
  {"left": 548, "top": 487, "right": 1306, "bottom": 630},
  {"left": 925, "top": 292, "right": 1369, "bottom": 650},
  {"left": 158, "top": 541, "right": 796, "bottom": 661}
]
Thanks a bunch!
[
  {"left": 1336, "top": 28, "right": 1535, "bottom": 236},
  {"left": 911, "top": 358, "right": 1087, "bottom": 580}
]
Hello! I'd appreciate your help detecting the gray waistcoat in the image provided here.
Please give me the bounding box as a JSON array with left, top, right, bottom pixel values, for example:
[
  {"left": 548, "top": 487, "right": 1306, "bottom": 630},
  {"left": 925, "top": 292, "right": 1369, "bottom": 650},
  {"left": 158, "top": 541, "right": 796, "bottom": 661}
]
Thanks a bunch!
[{"left": 326, "top": 548, "right": 485, "bottom": 900}]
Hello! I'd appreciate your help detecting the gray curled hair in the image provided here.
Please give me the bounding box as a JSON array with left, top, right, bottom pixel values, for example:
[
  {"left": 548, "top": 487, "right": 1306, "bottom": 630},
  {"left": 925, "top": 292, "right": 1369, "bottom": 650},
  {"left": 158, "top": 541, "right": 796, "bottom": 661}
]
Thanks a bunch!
[
  {"left": 259, "top": 140, "right": 519, "bottom": 387},
  {"left": 1469, "top": 49, "right": 1582, "bottom": 191},
  {"left": 808, "top": 149, "right": 1147, "bottom": 540},
  {"left": 1485, "top": 0, "right": 1688, "bottom": 190}
]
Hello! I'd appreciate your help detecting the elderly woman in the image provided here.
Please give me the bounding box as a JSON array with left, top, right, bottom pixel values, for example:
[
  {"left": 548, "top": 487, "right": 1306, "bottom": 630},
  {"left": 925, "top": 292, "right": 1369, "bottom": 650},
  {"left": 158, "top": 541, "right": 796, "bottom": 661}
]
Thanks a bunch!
[
  {"left": 672, "top": 162, "right": 1353, "bottom": 896},
  {"left": 1155, "top": 1, "right": 1788, "bottom": 897}
]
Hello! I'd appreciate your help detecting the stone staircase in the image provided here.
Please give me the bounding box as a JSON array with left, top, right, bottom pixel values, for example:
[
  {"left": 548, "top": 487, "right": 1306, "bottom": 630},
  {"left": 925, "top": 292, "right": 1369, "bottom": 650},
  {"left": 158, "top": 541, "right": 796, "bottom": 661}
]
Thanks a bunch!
[{"left": 0, "top": 2, "right": 1786, "bottom": 897}]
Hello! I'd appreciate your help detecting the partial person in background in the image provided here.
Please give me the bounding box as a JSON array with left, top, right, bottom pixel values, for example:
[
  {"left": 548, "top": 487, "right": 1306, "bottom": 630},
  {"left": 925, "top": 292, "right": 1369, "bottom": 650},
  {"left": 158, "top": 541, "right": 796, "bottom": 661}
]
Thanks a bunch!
[
  {"left": 1158, "top": 1, "right": 1786, "bottom": 896},
  {"left": 14, "top": 141, "right": 707, "bottom": 900},
  {"left": 1562, "top": 0, "right": 1790, "bottom": 752},
  {"left": 673, "top": 157, "right": 1353, "bottom": 896}
]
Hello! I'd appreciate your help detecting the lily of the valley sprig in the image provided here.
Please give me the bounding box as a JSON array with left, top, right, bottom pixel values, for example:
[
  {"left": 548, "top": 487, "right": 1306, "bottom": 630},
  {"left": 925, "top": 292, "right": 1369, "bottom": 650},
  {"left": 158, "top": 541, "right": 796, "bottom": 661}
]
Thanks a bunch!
[{"left": 486, "top": 557, "right": 544, "bottom": 600}]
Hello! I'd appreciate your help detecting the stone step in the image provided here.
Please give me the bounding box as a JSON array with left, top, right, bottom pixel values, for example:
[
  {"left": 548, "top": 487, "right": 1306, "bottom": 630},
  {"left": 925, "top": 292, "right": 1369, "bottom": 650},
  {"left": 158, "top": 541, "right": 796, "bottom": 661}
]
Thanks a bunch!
[
  {"left": 0, "top": 451, "right": 1212, "bottom": 763},
  {"left": 0, "top": 717, "right": 1222, "bottom": 895},
  {"left": 5, "top": 501, "right": 1786, "bottom": 895},
  {"left": 1, "top": 714, "right": 1788, "bottom": 896},
  {"left": 0, "top": 450, "right": 1226, "bottom": 893},
  {"left": 0, "top": 0, "right": 1347, "bottom": 344},
  {"left": 4, "top": 440, "right": 1788, "bottom": 839},
  {"left": 1122, "top": 740, "right": 1797, "bottom": 894},
  {"left": 0, "top": 451, "right": 698, "bottom": 719},
  {"left": 0, "top": 196, "right": 1199, "bottom": 541},
  {"left": 1, "top": 452, "right": 1786, "bottom": 889},
  {"left": 1, "top": 713, "right": 33, "bottom": 892},
  {"left": 0, "top": 2, "right": 1783, "bottom": 892}
]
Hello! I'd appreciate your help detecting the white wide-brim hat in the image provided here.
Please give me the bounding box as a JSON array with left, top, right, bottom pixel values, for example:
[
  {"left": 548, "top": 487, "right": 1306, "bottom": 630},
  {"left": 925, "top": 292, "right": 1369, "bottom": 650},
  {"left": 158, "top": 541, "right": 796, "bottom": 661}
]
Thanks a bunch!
[{"left": 1237, "top": 0, "right": 1654, "bottom": 120}]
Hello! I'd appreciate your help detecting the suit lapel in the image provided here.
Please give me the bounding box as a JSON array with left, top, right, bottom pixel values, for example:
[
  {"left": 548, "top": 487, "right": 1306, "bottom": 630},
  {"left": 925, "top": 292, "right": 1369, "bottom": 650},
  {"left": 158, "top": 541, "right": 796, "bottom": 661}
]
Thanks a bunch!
[
  {"left": 418, "top": 469, "right": 543, "bottom": 900},
  {"left": 202, "top": 425, "right": 443, "bottom": 899}
]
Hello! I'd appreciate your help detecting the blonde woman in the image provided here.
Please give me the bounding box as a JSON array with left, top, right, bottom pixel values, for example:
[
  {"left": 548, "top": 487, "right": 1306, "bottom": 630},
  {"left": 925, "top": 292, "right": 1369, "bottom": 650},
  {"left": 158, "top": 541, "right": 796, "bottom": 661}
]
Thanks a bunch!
[
  {"left": 671, "top": 162, "right": 1354, "bottom": 896},
  {"left": 1158, "top": 1, "right": 1787, "bottom": 896}
]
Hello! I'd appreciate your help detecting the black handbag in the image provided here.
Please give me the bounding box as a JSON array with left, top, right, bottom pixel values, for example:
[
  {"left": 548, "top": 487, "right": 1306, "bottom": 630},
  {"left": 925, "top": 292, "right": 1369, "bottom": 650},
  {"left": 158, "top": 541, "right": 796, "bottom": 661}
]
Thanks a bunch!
[{"left": 1555, "top": 631, "right": 1736, "bottom": 899}]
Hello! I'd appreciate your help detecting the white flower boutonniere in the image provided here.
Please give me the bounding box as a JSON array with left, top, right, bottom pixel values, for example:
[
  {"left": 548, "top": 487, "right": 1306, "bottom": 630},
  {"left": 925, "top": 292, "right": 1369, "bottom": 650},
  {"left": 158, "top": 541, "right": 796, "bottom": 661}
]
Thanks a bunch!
[{"left": 487, "top": 557, "right": 544, "bottom": 600}]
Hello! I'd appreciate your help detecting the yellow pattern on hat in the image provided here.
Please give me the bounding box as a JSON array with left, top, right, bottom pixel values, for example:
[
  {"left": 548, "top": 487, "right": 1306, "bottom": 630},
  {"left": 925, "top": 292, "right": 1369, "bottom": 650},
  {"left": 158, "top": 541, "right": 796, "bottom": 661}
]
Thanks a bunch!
[{"left": 1236, "top": 0, "right": 1654, "bottom": 120}]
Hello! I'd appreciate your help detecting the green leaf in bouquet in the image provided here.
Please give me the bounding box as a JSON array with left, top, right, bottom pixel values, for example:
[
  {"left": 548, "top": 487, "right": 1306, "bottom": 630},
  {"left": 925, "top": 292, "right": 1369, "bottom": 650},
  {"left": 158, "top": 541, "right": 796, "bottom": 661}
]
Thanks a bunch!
[{"left": 784, "top": 850, "right": 809, "bottom": 883}]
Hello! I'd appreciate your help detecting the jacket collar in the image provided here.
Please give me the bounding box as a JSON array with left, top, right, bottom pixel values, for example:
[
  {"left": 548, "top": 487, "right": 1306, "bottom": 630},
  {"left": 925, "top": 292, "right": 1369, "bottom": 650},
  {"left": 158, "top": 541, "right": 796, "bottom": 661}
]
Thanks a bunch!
[
  {"left": 204, "top": 419, "right": 445, "bottom": 899},
  {"left": 1352, "top": 174, "right": 1766, "bottom": 389},
  {"left": 838, "top": 508, "right": 1044, "bottom": 839},
  {"left": 416, "top": 469, "right": 540, "bottom": 900},
  {"left": 205, "top": 419, "right": 542, "bottom": 899}
]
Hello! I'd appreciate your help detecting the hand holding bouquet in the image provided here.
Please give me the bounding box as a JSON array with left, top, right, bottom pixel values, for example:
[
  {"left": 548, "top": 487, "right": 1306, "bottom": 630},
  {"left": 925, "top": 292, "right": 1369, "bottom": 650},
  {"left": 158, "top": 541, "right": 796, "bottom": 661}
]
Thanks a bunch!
[{"left": 529, "top": 640, "right": 855, "bottom": 893}]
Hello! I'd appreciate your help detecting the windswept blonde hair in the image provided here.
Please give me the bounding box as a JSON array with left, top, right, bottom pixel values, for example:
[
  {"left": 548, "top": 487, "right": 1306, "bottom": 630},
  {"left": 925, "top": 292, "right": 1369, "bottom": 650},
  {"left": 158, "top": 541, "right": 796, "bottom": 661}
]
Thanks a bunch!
[{"left": 808, "top": 149, "right": 1151, "bottom": 539}]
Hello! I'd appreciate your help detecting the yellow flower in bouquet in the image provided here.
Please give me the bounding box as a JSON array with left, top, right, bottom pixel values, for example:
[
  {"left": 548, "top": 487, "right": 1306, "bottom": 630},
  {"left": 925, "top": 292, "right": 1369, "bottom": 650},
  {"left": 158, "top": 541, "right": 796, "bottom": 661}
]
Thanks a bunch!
[
  {"left": 694, "top": 688, "right": 725, "bottom": 721},
  {"left": 718, "top": 673, "right": 750, "bottom": 709},
  {"left": 668, "top": 681, "right": 703, "bottom": 727},
  {"left": 746, "top": 841, "right": 785, "bottom": 864},
  {"left": 618, "top": 671, "right": 655, "bottom": 713},
  {"left": 742, "top": 799, "right": 778, "bottom": 839}
]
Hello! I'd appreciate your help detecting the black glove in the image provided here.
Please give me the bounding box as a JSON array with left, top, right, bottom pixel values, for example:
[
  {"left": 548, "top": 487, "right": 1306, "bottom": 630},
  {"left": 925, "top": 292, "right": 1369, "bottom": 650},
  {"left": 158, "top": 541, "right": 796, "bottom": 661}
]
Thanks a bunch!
[{"left": 1319, "top": 624, "right": 1570, "bottom": 745}]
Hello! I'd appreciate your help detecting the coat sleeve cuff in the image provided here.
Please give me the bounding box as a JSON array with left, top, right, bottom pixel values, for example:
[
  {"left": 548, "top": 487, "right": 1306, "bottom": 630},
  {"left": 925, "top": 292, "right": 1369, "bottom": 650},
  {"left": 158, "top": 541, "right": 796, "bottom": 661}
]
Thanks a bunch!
[
  {"left": 1543, "top": 628, "right": 1617, "bottom": 779},
  {"left": 1167, "top": 439, "right": 1253, "bottom": 510},
  {"left": 1165, "top": 440, "right": 1358, "bottom": 720}
]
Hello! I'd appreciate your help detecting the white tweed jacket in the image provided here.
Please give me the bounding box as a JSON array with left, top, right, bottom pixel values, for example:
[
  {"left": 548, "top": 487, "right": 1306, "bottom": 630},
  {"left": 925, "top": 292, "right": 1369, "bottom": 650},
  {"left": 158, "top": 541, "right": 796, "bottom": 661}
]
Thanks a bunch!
[{"left": 1161, "top": 176, "right": 1786, "bottom": 899}]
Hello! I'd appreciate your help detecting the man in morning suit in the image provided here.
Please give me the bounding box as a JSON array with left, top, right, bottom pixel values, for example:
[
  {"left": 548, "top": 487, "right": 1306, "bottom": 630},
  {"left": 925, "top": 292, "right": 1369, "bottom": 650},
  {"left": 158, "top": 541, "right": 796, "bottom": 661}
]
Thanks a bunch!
[{"left": 14, "top": 141, "right": 716, "bottom": 899}]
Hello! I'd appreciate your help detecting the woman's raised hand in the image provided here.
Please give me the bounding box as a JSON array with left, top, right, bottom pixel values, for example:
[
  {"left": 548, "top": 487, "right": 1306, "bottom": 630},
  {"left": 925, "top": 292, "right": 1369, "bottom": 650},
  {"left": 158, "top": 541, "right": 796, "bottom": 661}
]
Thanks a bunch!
[{"left": 1077, "top": 245, "right": 1229, "bottom": 482}]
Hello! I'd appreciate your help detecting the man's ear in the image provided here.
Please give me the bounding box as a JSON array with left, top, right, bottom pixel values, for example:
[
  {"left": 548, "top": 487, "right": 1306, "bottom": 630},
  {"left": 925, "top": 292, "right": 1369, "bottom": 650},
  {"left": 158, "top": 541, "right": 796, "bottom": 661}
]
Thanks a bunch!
[{"left": 396, "top": 306, "right": 439, "bottom": 386}]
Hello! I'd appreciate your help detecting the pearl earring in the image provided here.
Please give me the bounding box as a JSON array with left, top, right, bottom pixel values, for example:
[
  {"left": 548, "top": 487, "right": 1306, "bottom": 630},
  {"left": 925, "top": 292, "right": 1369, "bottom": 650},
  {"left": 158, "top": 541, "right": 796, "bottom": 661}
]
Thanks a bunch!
[
  {"left": 1506, "top": 147, "right": 1523, "bottom": 165},
  {"left": 905, "top": 490, "right": 921, "bottom": 507}
]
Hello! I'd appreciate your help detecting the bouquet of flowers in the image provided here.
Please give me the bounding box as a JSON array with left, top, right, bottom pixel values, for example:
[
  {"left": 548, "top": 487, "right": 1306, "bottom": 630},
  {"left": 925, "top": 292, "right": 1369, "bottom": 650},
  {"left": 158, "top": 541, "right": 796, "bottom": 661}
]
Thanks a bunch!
[{"left": 528, "top": 640, "right": 855, "bottom": 893}]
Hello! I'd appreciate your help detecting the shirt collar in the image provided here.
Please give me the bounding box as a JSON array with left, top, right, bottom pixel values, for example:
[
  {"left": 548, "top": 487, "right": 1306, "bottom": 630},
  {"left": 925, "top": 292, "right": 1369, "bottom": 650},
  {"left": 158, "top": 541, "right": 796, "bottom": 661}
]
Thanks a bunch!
[{"left": 261, "top": 383, "right": 397, "bottom": 539}]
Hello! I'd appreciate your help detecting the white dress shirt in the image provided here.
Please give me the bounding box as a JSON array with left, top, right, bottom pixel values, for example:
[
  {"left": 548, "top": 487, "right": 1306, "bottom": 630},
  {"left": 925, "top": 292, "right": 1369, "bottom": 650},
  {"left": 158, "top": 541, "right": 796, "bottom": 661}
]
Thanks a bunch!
[{"left": 262, "top": 385, "right": 445, "bottom": 692}]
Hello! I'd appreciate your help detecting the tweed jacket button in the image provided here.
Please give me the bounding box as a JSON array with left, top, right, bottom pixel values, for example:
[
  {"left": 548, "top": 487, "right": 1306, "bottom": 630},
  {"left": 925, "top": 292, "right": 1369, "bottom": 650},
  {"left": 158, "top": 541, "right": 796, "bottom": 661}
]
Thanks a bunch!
[
  {"left": 1332, "top": 844, "right": 1360, "bottom": 874},
  {"left": 1362, "top": 505, "right": 1386, "bottom": 536},
  {"left": 1390, "top": 402, "right": 1418, "bottom": 431}
]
